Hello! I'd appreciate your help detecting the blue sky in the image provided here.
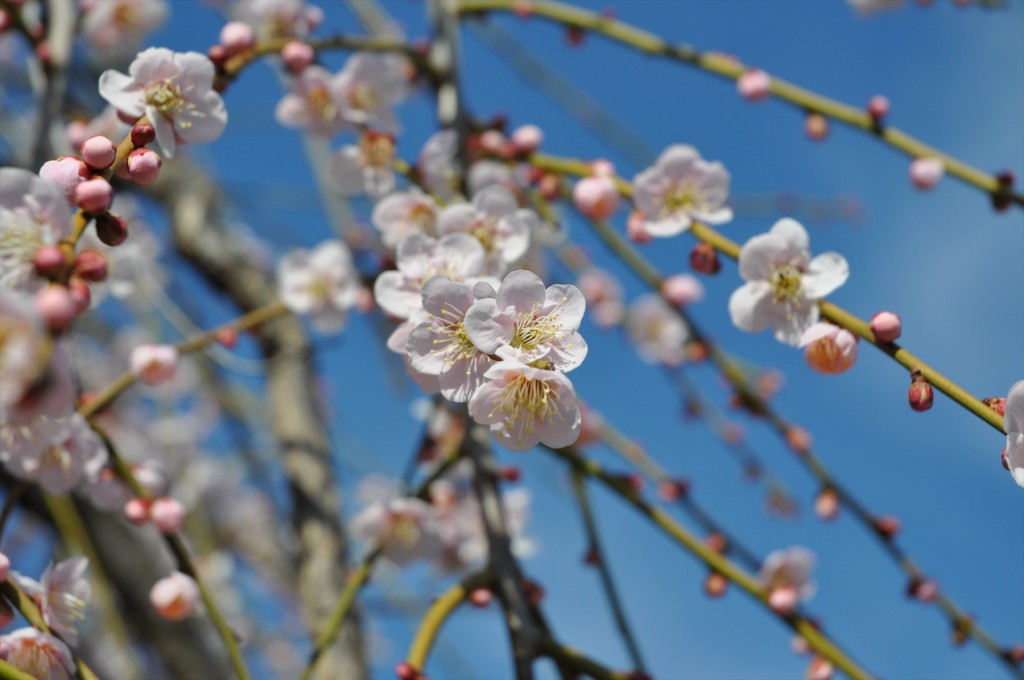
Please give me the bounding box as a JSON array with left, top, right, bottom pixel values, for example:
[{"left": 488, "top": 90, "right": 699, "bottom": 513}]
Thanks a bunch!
[{"left": 88, "top": 1, "right": 1024, "bottom": 678}]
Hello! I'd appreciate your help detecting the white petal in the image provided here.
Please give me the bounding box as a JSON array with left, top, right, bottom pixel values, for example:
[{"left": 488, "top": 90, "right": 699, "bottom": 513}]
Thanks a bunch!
[
  {"left": 803, "top": 252, "right": 849, "bottom": 298},
  {"left": 728, "top": 281, "right": 773, "bottom": 332}
]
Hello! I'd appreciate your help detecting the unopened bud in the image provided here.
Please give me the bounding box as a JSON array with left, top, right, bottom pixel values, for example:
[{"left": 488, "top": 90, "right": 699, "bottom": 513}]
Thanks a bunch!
[
  {"left": 81, "top": 135, "right": 117, "bottom": 170},
  {"left": 805, "top": 113, "right": 829, "bottom": 142},
  {"left": 33, "top": 245, "right": 66, "bottom": 277},
  {"left": 873, "top": 515, "right": 901, "bottom": 539},
  {"left": 869, "top": 311, "right": 902, "bottom": 343},
  {"left": 124, "top": 497, "right": 151, "bottom": 525},
  {"left": 737, "top": 68, "right": 772, "bottom": 101},
  {"left": 395, "top": 662, "right": 418, "bottom": 680},
  {"left": 127, "top": 147, "right": 162, "bottom": 185},
  {"left": 468, "top": 587, "right": 492, "bottom": 608},
  {"left": 657, "top": 478, "right": 690, "bottom": 502},
  {"left": 908, "top": 369, "right": 933, "bottom": 412},
  {"left": 75, "top": 177, "right": 113, "bottom": 214},
  {"left": 786, "top": 426, "right": 812, "bottom": 455},
  {"left": 499, "top": 465, "right": 520, "bottom": 482},
  {"left": 35, "top": 285, "right": 78, "bottom": 331},
  {"left": 150, "top": 497, "right": 186, "bottom": 533},
  {"left": 806, "top": 655, "right": 834, "bottom": 680},
  {"left": 131, "top": 123, "right": 156, "bottom": 148},
  {"left": 627, "top": 210, "right": 652, "bottom": 244},
  {"left": 661, "top": 273, "right": 704, "bottom": 307},
  {"left": 573, "top": 176, "right": 619, "bottom": 221},
  {"left": 867, "top": 95, "right": 890, "bottom": 122},
  {"left": 704, "top": 571, "right": 728, "bottom": 598},
  {"left": 767, "top": 585, "right": 799, "bottom": 614},
  {"left": 95, "top": 213, "right": 128, "bottom": 246},
  {"left": 705, "top": 533, "right": 727, "bottom": 554},
  {"left": 910, "top": 157, "right": 944, "bottom": 191},
  {"left": 814, "top": 488, "right": 840, "bottom": 521},
  {"left": 907, "top": 576, "right": 939, "bottom": 602},
  {"left": 982, "top": 397, "right": 1006, "bottom": 417},
  {"left": 219, "top": 21, "right": 255, "bottom": 53},
  {"left": 74, "top": 250, "right": 108, "bottom": 282},
  {"left": 522, "top": 579, "right": 545, "bottom": 606},
  {"left": 689, "top": 242, "right": 721, "bottom": 275}
]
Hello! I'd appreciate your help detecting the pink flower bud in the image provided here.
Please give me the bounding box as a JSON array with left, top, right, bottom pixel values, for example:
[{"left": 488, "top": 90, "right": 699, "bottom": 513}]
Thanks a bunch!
[
  {"left": 661, "top": 273, "right": 705, "bottom": 307},
  {"left": 806, "top": 656, "right": 834, "bottom": 680},
  {"left": 510, "top": 124, "right": 543, "bottom": 153},
  {"left": 910, "top": 157, "right": 944, "bottom": 190},
  {"left": 134, "top": 464, "right": 167, "bottom": 496},
  {"left": 704, "top": 572, "right": 728, "bottom": 598},
  {"left": 705, "top": 533, "right": 727, "bottom": 554},
  {"left": 396, "top": 662, "right": 419, "bottom": 680},
  {"left": 127, "top": 147, "right": 162, "bottom": 185},
  {"left": 499, "top": 465, "right": 520, "bottom": 482},
  {"left": 573, "top": 176, "right": 619, "bottom": 221},
  {"left": 39, "top": 155, "right": 89, "bottom": 204},
  {"left": 282, "top": 40, "right": 315, "bottom": 73},
  {"left": 68, "top": 277, "right": 91, "bottom": 314},
  {"left": 479, "top": 130, "right": 505, "bottom": 154},
  {"left": 74, "top": 250, "right": 108, "bottom": 282},
  {"left": 33, "top": 245, "right": 67, "bottom": 277},
  {"left": 786, "top": 426, "right": 813, "bottom": 455},
  {"left": 657, "top": 478, "right": 690, "bottom": 502},
  {"left": 590, "top": 159, "right": 616, "bottom": 177},
  {"left": 81, "top": 135, "right": 117, "bottom": 169},
  {"left": 873, "top": 515, "right": 901, "bottom": 539},
  {"left": 215, "top": 328, "right": 239, "bottom": 348},
  {"left": 124, "top": 497, "right": 151, "bottom": 525},
  {"left": 689, "top": 242, "right": 721, "bottom": 275},
  {"left": 150, "top": 497, "right": 186, "bottom": 533},
  {"left": 75, "top": 177, "right": 113, "bottom": 214},
  {"left": 869, "top": 311, "right": 902, "bottom": 343},
  {"left": 627, "top": 210, "right": 652, "bottom": 244},
  {"left": 737, "top": 68, "right": 772, "bottom": 101},
  {"left": 538, "top": 173, "right": 561, "bottom": 200},
  {"left": 219, "top": 21, "right": 255, "bottom": 53},
  {"left": 814, "top": 488, "right": 840, "bottom": 521},
  {"left": 95, "top": 213, "right": 128, "bottom": 246},
  {"left": 131, "top": 124, "right": 156, "bottom": 148},
  {"left": 150, "top": 572, "right": 200, "bottom": 621},
  {"left": 35, "top": 285, "right": 78, "bottom": 331},
  {"left": 767, "top": 585, "right": 799, "bottom": 614},
  {"left": 468, "top": 588, "right": 492, "bottom": 608},
  {"left": 908, "top": 369, "right": 933, "bottom": 412},
  {"left": 805, "top": 113, "right": 829, "bottom": 141},
  {"left": 983, "top": 396, "right": 1006, "bottom": 417},
  {"left": 907, "top": 577, "right": 939, "bottom": 602},
  {"left": 130, "top": 344, "right": 179, "bottom": 385},
  {"left": 0, "top": 552, "right": 9, "bottom": 582},
  {"left": 867, "top": 95, "right": 890, "bottom": 120},
  {"left": 800, "top": 323, "right": 858, "bottom": 375},
  {"left": 207, "top": 44, "right": 228, "bottom": 68},
  {"left": 67, "top": 120, "right": 91, "bottom": 150}
]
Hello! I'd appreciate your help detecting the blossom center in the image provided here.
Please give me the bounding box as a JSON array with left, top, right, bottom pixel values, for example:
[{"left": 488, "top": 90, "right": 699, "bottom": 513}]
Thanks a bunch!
[
  {"left": 308, "top": 85, "right": 338, "bottom": 123},
  {"left": 469, "top": 217, "right": 498, "bottom": 253},
  {"left": 428, "top": 304, "right": 479, "bottom": 368},
  {"left": 0, "top": 214, "right": 46, "bottom": 283},
  {"left": 510, "top": 305, "right": 562, "bottom": 352},
  {"left": 489, "top": 375, "right": 563, "bottom": 442},
  {"left": 360, "top": 132, "right": 395, "bottom": 169},
  {"left": 145, "top": 80, "right": 188, "bottom": 118},
  {"left": 664, "top": 182, "right": 701, "bottom": 215},
  {"left": 386, "top": 512, "right": 422, "bottom": 546},
  {"left": 349, "top": 83, "right": 379, "bottom": 112},
  {"left": 114, "top": 5, "right": 141, "bottom": 27},
  {"left": 770, "top": 265, "right": 803, "bottom": 303}
]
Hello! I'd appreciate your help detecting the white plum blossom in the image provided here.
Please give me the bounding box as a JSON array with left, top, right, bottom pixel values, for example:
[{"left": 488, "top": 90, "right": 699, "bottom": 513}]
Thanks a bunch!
[
  {"left": 758, "top": 546, "right": 817, "bottom": 611},
  {"left": 1, "top": 413, "right": 108, "bottom": 494},
  {"left": 625, "top": 294, "right": 689, "bottom": 366},
  {"left": 234, "top": 0, "right": 324, "bottom": 40},
  {"left": 333, "top": 52, "right": 408, "bottom": 133},
  {"left": 438, "top": 186, "right": 533, "bottom": 275},
  {"left": 419, "top": 130, "right": 459, "bottom": 200},
  {"left": 577, "top": 268, "right": 625, "bottom": 329},
  {"left": 0, "top": 168, "right": 72, "bottom": 291},
  {"left": 468, "top": 360, "right": 582, "bottom": 453},
  {"left": 373, "top": 233, "right": 488, "bottom": 321},
  {"left": 275, "top": 65, "right": 347, "bottom": 138},
  {"left": 632, "top": 145, "right": 732, "bottom": 237},
  {"left": 728, "top": 218, "right": 849, "bottom": 346},
  {"left": 350, "top": 497, "right": 444, "bottom": 565},
  {"left": 406, "top": 277, "right": 496, "bottom": 403},
  {"left": 277, "top": 240, "right": 361, "bottom": 333},
  {"left": 329, "top": 131, "right": 397, "bottom": 199},
  {"left": 464, "top": 270, "right": 587, "bottom": 372},
  {"left": 98, "top": 47, "right": 228, "bottom": 157},
  {"left": 371, "top": 189, "right": 439, "bottom": 249},
  {"left": 1, "top": 292, "right": 54, "bottom": 419},
  {"left": 1004, "top": 380, "right": 1024, "bottom": 488},
  {"left": 0, "top": 628, "right": 75, "bottom": 680},
  {"left": 81, "top": 0, "right": 170, "bottom": 61},
  {"left": 13, "top": 557, "right": 91, "bottom": 645}
]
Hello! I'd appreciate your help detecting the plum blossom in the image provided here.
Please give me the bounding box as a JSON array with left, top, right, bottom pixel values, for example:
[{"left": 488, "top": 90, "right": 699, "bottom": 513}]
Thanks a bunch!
[
  {"left": 275, "top": 65, "right": 347, "bottom": 137},
  {"left": 1004, "top": 380, "right": 1024, "bottom": 488},
  {"left": 728, "top": 218, "right": 849, "bottom": 346},
  {"left": 277, "top": 240, "right": 361, "bottom": 333},
  {"left": 12, "top": 557, "right": 90, "bottom": 644},
  {"left": 81, "top": 0, "right": 169, "bottom": 61},
  {"left": 758, "top": 546, "right": 817, "bottom": 613},
  {"left": 419, "top": 130, "right": 459, "bottom": 199},
  {"left": 98, "top": 47, "right": 227, "bottom": 157},
  {"left": 632, "top": 145, "right": 733, "bottom": 237},
  {"left": 1, "top": 413, "right": 108, "bottom": 495},
  {"left": 464, "top": 270, "right": 587, "bottom": 372},
  {"left": 438, "top": 186, "right": 533, "bottom": 275},
  {"left": 329, "top": 131, "right": 397, "bottom": 199},
  {"left": 0, "top": 628, "right": 75, "bottom": 680},
  {"left": 406, "top": 277, "right": 496, "bottom": 403},
  {"left": 350, "top": 497, "right": 444, "bottom": 565},
  {"left": 799, "top": 323, "right": 858, "bottom": 375},
  {"left": 149, "top": 571, "right": 199, "bottom": 621},
  {"left": 1, "top": 292, "right": 57, "bottom": 420},
  {"left": 234, "top": 0, "right": 324, "bottom": 40},
  {"left": 333, "top": 52, "right": 408, "bottom": 133},
  {"left": 371, "top": 190, "right": 439, "bottom": 249},
  {"left": 373, "top": 233, "right": 488, "bottom": 321},
  {"left": 1, "top": 168, "right": 73, "bottom": 291},
  {"left": 468, "top": 360, "right": 582, "bottom": 453},
  {"left": 625, "top": 294, "right": 689, "bottom": 366},
  {"left": 576, "top": 268, "right": 624, "bottom": 328}
]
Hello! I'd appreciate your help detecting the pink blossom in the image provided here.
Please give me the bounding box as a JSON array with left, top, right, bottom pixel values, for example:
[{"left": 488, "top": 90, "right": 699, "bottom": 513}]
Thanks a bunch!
[
  {"left": 0, "top": 628, "right": 75, "bottom": 680},
  {"left": 81, "top": 0, "right": 169, "bottom": 61},
  {"left": 909, "top": 157, "right": 944, "bottom": 191},
  {"left": 36, "top": 557, "right": 91, "bottom": 644},
  {"left": 234, "top": 0, "right": 324, "bottom": 40},
  {"left": 661, "top": 273, "right": 705, "bottom": 307},
  {"left": 573, "top": 176, "right": 619, "bottom": 221},
  {"left": 1, "top": 413, "right": 107, "bottom": 495},
  {"left": 419, "top": 130, "right": 459, "bottom": 199},
  {"left": 350, "top": 497, "right": 444, "bottom": 565},
  {"left": 371, "top": 190, "right": 439, "bottom": 249},
  {"left": 329, "top": 131, "right": 397, "bottom": 199},
  {"left": 737, "top": 68, "right": 772, "bottom": 101},
  {"left": 38, "top": 156, "right": 89, "bottom": 204},
  {"left": 632, "top": 145, "right": 733, "bottom": 237},
  {"left": 511, "top": 124, "right": 543, "bottom": 153},
  {"left": 275, "top": 65, "right": 347, "bottom": 137},
  {"left": 576, "top": 268, "right": 624, "bottom": 329},
  {"left": 799, "top": 322, "right": 858, "bottom": 375},
  {"left": 130, "top": 344, "right": 179, "bottom": 385},
  {"left": 150, "top": 571, "right": 200, "bottom": 621},
  {"left": 281, "top": 40, "right": 315, "bottom": 73},
  {"left": 333, "top": 52, "right": 408, "bottom": 133},
  {"left": 1, "top": 168, "right": 73, "bottom": 291},
  {"left": 150, "top": 497, "right": 186, "bottom": 533},
  {"left": 277, "top": 240, "right": 361, "bottom": 333},
  {"left": 98, "top": 47, "right": 227, "bottom": 158},
  {"left": 758, "top": 546, "right": 817, "bottom": 608},
  {"left": 437, "top": 186, "right": 534, "bottom": 275},
  {"left": 625, "top": 294, "right": 689, "bottom": 366}
]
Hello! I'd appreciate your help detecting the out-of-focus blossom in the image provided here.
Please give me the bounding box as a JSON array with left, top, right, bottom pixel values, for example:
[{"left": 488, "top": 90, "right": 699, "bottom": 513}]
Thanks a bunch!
[
  {"left": 0, "top": 628, "right": 75, "bottom": 680},
  {"left": 130, "top": 344, "right": 179, "bottom": 384},
  {"left": 333, "top": 52, "right": 407, "bottom": 133},
  {"left": 98, "top": 48, "right": 227, "bottom": 157},
  {"left": 1004, "top": 380, "right": 1024, "bottom": 488},
  {"left": 234, "top": 0, "right": 324, "bottom": 40},
  {"left": 79, "top": 197, "right": 166, "bottom": 302},
  {"left": 350, "top": 497, "right": 444, "bottom": 565},
  {"left": 758, "top": 546, "right": 816, "bottom": 613},
  {"left": 329, "top": 131, "right": 396, "bottom": 199},
  {"left": 438, "top": 186, "right": 533, "bottom": 275},
  {"left": 81, "top": 0, "right": 169, "bottom": 61},
  {"left": 277, "top": 240, "right": 361, "bottom": 333},
  {"left": 632, "top": 145, "right": 733, "bottom": 237},
  {"left": 737, "top": 68, "right": 772, "bottom": 101},
  {"left": 909, "top": 157, "right": 944, "bottom": 191},
  {"left": 149, "top": 571, "right": 199, "bottom": 621},
  {"left": 573, "top": 175, "right": 620, "bottom": 221},
  {"left": 1, "top": 413, "right": 107, "bottom": 494},
  {"left": 419, "top": 130, "right": 459, "bottom": 199},
  {"left": 799, "top": 323, "right": 858, "bottom": 375},
  {"left": 13, "top": 557, "right": 91, "bottom": 645},
  {"left": 66, "top": 107, "right": 131, "bottom": 153},
  {"left": 275, "top": 65, "right": 347, "bottom": 137},
  {"left": 464, "top": 269, "right": 587, "bottom": 372},
  {"left": 661, "top": 273, "right": 704, "bottom": 307},
  {"left": 468, "top": 360, "right": 581, "bottom": 452},
  {"left": 371, "top": 190, "right": 439, "bottom": 249},
  {"left": 728, "top": 218, "right": 848, "bottom": 346},
  {"left": 1, "top": 168, "right": 73, "bottom": 291},
  {"left": 576, "top": 268, "right": 624, "bottom": 328},
  {"left": 38, "top": 157, "right": 88, "bottom": 205},
  {"left": 625, "top": 294, "right": 689, "bottom": 366}
]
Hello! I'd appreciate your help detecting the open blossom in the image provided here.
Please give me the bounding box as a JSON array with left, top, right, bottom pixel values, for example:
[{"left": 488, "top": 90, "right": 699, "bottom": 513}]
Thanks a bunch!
[
  {"left": 278, "top": 240, "right": 361, "bottom": 333},
  {"left": 1, "top": 168, "right": 73, "bottom": 291},
  {"left": 275, "top": 65, "right": 347, "bottom": 137},
  {"left": 728, "top": 218, "right": 849, "bottom": 346},
  {"left": 81, "top": 0, "right": 169, "bottom": 60},
  {"left": 438, "top": 186, "right": 533, "bottom": 275},
  {"left": 758, "top": 546, "right": 817, "bottom": 613},
  {"left": 329, "top": 131, "right": 397, "bottom": 199},
  {"left": 407, "top": 277, "right": 496, "bottom": 403},
  {"left": 374, "top": 233, "right": 488, "bottom": 321},
  {"left": 234, "top": 0, "right": 324, "bottom": 40},
  {"left": 0, "top": 628, "right": 75, "bottom": 680},
  {"left": 333, "top": 52, "right": 408, "bottom": 133},
  {"left": 577, "top": 268, "right": 624, "bottom": 328},
  {"left": 13, "top": 557, "right": 90, "bottom": 645},
  {"left": 464, "top": 270, "right": 587, "bottom": 372},
  {"left": 1, "top": 413, "right": 108, "bottom": 495},
  {"left": 98, "top": 47, "right": 227, "bottom": 158},
  {"left": 625, "top": 294, "right": 689, "bottom": 366},
  {"left": 350, "top": 497, "right": 444, "bottom": 565},
  {"left": 419, "top": 130, "right": 459, "bottom": 200},
  {"left": 371, "top": 190, "right": 439, "bottom": 249},
  {"left": 1005, "top": 380, "right": 1024, "bottom": 488},
  {"left": 469, "top": 360, "right": 582, "bottom": 452},
  {"left": 632, "top": 145, "right": 733, "bottom": 237},
  {"left": 799, "top": 323, "right": 857, "bottom": 375}
]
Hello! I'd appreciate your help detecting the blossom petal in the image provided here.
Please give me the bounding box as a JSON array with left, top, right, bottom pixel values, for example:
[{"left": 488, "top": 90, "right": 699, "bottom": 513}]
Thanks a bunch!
[
  {"left": 803, "top": 252, "right": 849, "bottom": 298},
  {"left": 728, "top": 281, "right": 773, "bottom": 332}
]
